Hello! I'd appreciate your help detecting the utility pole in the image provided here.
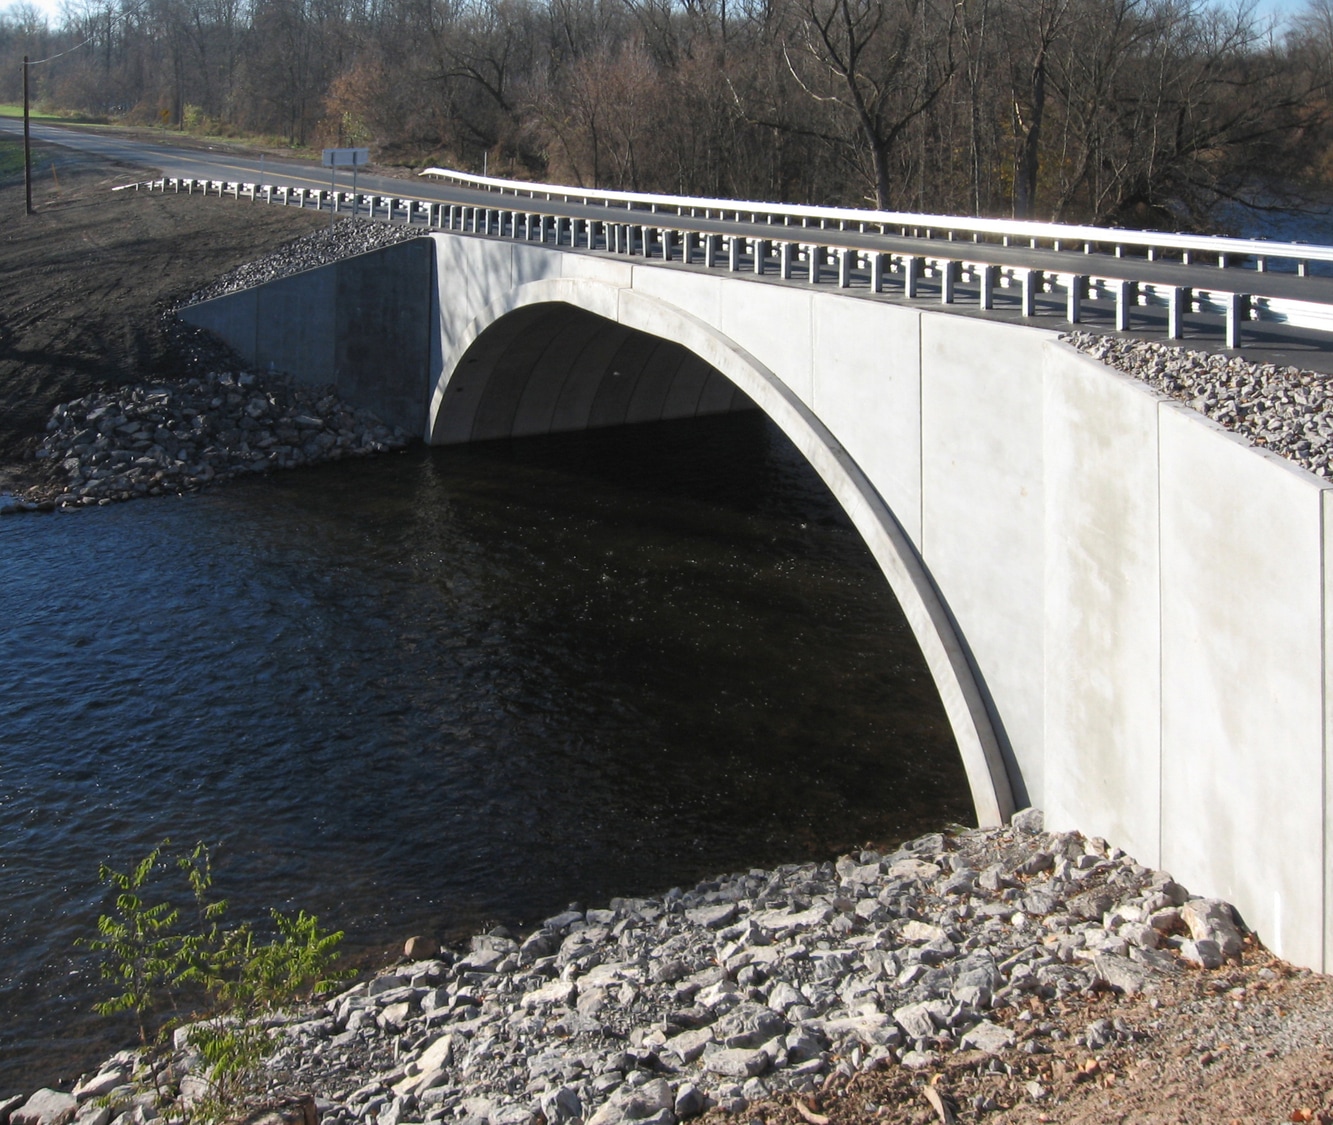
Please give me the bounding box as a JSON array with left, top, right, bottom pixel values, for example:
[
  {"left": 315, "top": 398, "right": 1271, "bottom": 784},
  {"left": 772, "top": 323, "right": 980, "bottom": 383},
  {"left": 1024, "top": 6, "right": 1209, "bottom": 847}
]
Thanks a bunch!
[{"left": 23, "top": 55, "right": 33, "bottom": 215}]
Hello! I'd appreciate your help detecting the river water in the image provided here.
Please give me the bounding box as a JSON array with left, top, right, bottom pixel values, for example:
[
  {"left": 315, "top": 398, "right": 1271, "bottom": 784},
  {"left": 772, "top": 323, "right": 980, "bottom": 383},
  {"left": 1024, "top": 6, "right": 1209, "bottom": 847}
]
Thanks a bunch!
[{"left": 0, "top": 411, "right": 969, "bottom": 1092}]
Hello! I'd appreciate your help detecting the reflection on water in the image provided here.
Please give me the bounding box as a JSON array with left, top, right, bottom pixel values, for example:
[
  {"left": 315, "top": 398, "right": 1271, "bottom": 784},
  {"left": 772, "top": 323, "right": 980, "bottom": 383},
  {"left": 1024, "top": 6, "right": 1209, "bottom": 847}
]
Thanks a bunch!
[{"left": 0, "top": 411, "right": 969, "bottom": 1092}]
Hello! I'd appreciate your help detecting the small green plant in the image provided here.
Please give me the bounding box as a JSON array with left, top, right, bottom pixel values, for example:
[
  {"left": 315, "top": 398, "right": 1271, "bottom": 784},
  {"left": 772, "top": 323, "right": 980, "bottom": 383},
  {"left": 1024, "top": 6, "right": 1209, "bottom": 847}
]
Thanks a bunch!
[{"left": 82, "top": 841, "right": 351, "bottom": 1121}]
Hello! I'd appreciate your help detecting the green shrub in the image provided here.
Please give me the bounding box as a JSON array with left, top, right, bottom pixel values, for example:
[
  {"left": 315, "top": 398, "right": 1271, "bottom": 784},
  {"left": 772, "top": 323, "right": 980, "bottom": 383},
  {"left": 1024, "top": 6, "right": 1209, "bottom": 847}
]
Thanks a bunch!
[{"left": 82, "top": 841, "right": 351, "bottom": 1121}]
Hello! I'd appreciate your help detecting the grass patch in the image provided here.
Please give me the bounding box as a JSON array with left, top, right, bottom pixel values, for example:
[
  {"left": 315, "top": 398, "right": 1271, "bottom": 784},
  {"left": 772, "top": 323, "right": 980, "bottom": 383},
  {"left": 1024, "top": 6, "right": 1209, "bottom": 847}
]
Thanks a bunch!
[
  {"left": 0, "top": 138, "right": 26, "bottom": 178},
  {"left": 0, "top": 105, "right": 109, "bottom": 124}
]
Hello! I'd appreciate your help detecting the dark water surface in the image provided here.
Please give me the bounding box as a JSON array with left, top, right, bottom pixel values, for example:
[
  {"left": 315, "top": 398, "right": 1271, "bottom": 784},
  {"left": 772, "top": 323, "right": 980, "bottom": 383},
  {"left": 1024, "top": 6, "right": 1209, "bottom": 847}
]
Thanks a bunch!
[{"left": 0, "top": 412, "right": 969, "bottom": 1092}]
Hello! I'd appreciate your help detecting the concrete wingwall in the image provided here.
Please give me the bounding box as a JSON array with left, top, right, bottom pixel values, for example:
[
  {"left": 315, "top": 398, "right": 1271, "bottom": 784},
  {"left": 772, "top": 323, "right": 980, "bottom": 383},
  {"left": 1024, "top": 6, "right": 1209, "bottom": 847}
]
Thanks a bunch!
[
  {"left": 179, "top": 230, "right": 1333, "bottom": 970},
  {"left": 179, "top": 238, "right": 435, "bottom": 434}
]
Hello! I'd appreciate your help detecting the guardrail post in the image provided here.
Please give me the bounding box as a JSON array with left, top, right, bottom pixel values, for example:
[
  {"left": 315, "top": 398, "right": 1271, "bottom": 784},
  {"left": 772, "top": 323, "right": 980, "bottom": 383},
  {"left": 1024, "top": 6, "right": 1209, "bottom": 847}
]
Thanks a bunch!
[
  {"left": 1066, "top": 275, "right": 1086, "bottom": 323},
  {"left": 754, "top": 238, "right": 769, "bottom": 276},
  {"left": 1021, "top": 269, "right": 1042, "bottom": 317},
  {"left": 808, "top": 245, "right": 822, "bottom": 283},
  {"left": 869, "top": 252, "right": 883, "bottom": 293},
  {"left": 980, "top": 264, "right": 997, "bottom": 310},
  {"left": 1114, "top": 280, "right": 1135, "bottom": 331},
  {"left": 1168, "top": 287, "right": 1191, "bottom": 338},
  {"left": 728, "top": 236, "right": 741, "bottom": 271},
  {"left": 905, "top": 255, "right": 921, "bottom": 298},
  {"left": 837, "top": 248, "right": 851, "bottom": 288},
  {"left": 1299, "top": 260, "right": 1310, "bottom": 277},
  {"left": 704, "top": 233, "right": 717, "bottom": 267},
  {"left": 682, "top": 230, "right": 695, "bottom": 264},
  {"left": 1217, "top": 253, "right": 1228, "bottom": 269},
  {"left": 1226, "top": 293, "right": 1249, "bottom": 349},
  {"left": 940, "top": 260, "right": 958, "bottom": 304},
  {"left": 779, "top": 243, "right": 793, "bottom": 280}
]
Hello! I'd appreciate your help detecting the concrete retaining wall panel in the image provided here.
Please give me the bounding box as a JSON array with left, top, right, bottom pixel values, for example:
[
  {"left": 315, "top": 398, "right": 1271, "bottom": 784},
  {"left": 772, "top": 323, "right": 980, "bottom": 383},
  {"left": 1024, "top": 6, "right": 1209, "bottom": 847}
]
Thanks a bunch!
[
  {"left": 718, "top": 283, "right": 814, "bottom": 406},
  {"left": 560, "top": 253, "right": 635, "bottom": 288},
  {"left": 180, "top": 288, "right": 259, "bottom": 362},
  {"left": 810, "top": 295, "right": 923, "bottom": 546},
  {"left": 1159, "top": 403, "right": 1329, "bottom": 967},
  {"left": 433, "top": 234, "right": 500, "bottom": 326},
  {"left": 510, "top": 242, "right": 565, "bottom": 289},
  {"left": 1326, "top": 487, "right": 1333, "bottom": 972},
  {"left": 1041, "top": 343, "right": 1163, "bottom": 864},
  {"left": 254, "top": 268, "right": 337, "bottom": 386},
  {"left": 331, "top": 238, "right": 433, "bottom": 432},
  {"left": 630, "top": 266, "right": 723, "bottom": 331},
  {"left": 920, "top": 315, "right": 1049, "bottom": 808}
]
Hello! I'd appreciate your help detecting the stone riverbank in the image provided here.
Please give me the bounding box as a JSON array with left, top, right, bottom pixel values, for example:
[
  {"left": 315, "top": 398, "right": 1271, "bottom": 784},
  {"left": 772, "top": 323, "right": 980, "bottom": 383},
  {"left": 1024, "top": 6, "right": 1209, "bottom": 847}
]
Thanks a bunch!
[
  {"left": 0, "top": 368, "right": 408, "bottom": 513},
  {"left": 1, "top": 811, "right": 1273, "bottom": 1125}
]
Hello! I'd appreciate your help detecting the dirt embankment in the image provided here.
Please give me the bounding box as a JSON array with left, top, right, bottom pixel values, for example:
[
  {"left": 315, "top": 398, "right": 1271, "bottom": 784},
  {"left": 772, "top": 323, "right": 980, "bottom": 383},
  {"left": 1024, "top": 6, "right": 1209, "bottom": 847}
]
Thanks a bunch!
[{"left": 0, "top": 137, "right": 327, "bottom": 488}]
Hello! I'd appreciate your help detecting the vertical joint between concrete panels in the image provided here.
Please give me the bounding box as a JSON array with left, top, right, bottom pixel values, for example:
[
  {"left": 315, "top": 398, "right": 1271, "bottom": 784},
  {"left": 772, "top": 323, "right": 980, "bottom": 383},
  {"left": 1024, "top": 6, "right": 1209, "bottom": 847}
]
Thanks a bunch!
[
  {"left": 1323, "top": 489, "right": 1332, "bottom": 973},
  {"left": 917, "top": 311, "right": 925, "bottom": 556},
  {"left": 1155, "top": 399, "right": 1165, "bottom": 868}
]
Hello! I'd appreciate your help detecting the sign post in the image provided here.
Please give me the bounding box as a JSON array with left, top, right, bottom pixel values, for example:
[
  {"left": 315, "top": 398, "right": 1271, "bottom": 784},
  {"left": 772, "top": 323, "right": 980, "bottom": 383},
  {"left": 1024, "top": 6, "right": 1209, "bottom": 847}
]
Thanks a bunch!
[{"left": 322, "top": 148, "right": 370, "bottom": 226}]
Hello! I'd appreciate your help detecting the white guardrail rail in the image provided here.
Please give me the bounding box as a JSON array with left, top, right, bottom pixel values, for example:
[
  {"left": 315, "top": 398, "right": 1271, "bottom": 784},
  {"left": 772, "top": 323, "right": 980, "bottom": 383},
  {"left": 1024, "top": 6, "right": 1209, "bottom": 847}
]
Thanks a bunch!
[{"left": 116, "top": 172, "right": 1333, "bottom": 351}]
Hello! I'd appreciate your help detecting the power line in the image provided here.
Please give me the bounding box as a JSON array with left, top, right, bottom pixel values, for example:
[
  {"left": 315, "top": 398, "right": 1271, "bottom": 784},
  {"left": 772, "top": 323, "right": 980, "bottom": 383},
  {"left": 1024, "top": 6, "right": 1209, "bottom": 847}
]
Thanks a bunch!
[{"left": 19, "top": 0, "right": 153, "bottom": 213}]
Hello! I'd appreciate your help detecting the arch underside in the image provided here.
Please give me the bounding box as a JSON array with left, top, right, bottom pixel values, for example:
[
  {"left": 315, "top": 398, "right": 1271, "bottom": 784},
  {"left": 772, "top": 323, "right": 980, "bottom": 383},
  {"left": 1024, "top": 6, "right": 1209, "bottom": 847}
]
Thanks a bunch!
[
  {"left": 433, "top": 304, "right": 756, "bottom": 445},
  {"left": 430, "top": 287, "right": 1014, "bottom": 827}
]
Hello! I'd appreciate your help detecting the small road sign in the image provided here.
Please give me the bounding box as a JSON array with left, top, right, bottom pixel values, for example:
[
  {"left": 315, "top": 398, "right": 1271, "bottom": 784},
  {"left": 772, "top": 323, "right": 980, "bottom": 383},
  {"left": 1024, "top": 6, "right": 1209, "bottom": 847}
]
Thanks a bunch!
[{"left": 322, "top": 148, "right": 370, "bottom": 167}]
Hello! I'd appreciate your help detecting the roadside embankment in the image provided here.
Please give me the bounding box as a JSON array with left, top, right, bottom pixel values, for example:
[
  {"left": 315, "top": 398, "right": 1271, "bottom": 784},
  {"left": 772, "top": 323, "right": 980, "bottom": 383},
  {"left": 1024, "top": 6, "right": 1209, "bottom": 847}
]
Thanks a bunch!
[
  {"left": 0, "top": 211, "right": 429, "bottom": 511},
  {"left": 10, "top": 813, "right": 1333, "bottom": 1125}
]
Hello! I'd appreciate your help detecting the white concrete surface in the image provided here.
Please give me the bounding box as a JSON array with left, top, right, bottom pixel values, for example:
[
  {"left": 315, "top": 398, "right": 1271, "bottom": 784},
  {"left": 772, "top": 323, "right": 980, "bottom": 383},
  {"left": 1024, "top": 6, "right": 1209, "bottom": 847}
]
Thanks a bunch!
[
  {"left": 1042, "top": 351, "right": 1164, "bottom": 865},
  {"left": 1158, "top": 405, "right": 1329, "bottom": 969}
]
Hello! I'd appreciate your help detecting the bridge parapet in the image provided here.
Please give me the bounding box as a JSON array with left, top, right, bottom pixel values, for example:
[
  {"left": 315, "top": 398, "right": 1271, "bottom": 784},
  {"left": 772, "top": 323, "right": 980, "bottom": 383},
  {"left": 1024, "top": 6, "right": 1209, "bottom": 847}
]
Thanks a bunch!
[{"left": 128, "top": 171, "right": 1333, "bottom": 353}]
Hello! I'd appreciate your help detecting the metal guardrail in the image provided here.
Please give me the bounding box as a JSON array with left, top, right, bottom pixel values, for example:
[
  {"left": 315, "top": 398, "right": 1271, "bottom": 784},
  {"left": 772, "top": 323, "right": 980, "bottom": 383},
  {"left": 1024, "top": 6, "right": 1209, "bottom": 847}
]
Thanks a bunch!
[
  {"left": 117, "top": 175, "right": 1333, "bottom": 351},
  {"left": 420, "top": 166, "right": 1333, "bottom": 276}
]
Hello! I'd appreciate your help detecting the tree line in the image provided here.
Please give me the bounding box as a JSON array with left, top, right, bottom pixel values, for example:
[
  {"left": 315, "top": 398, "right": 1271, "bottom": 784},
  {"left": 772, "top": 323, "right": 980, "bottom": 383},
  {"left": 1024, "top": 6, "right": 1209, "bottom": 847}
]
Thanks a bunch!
[{"left": 4, "top": 0, "right": 1333, "bottom": 226}]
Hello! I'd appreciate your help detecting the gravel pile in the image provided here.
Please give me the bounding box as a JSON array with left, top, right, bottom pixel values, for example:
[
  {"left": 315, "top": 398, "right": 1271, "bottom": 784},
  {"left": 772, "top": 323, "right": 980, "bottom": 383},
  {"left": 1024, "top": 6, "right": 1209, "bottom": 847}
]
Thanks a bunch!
[
  {"left": 182, "top": 219, "right": 426, "bottom": 307},
  {"left": 1064, "top": 332, "right": 1333, "bottom": 477},
  {"left": 13, "top": 812, "right": 1260, "bottom": 1125},
  {"left": 0, "top": 369, "right": 408, "bottom": 513}
]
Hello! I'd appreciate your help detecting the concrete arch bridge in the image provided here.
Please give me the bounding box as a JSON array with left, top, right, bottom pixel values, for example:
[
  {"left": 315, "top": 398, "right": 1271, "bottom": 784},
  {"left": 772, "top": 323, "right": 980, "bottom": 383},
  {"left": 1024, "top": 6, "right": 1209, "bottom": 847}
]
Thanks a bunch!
[{"left": 177, "top": 182, "right": 1333, "bottom": 974}]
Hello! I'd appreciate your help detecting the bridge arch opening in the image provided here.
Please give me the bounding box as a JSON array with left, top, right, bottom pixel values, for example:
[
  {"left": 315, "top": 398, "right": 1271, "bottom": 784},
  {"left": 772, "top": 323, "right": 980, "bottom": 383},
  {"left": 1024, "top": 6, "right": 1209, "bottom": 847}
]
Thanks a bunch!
[{"left": 429, "top": 284, "right": 1015, "bottom": 828}]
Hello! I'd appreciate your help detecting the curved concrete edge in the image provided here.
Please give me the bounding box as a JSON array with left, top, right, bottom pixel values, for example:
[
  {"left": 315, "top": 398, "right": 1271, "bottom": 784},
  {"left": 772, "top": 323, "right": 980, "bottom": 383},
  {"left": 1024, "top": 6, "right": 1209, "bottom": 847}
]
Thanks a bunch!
[{"left": 429, "top": 275, "right": 1016, "bottom": 828}]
